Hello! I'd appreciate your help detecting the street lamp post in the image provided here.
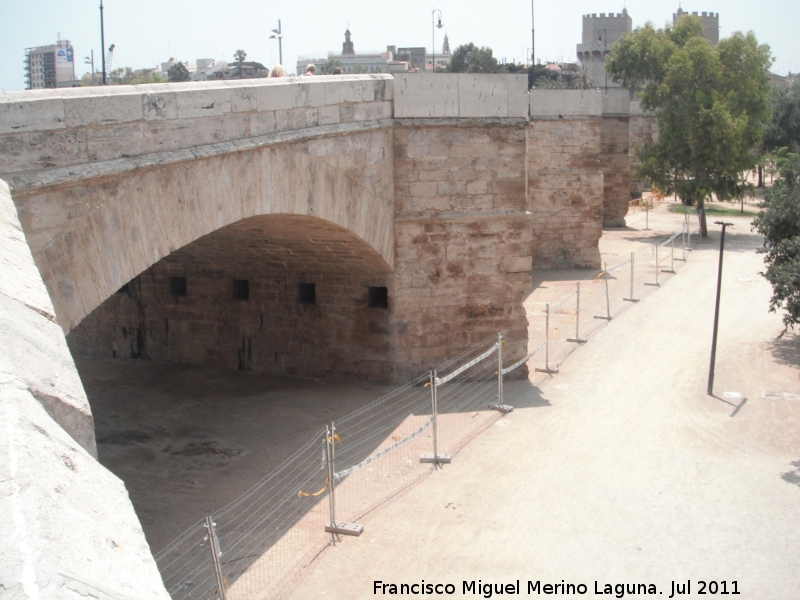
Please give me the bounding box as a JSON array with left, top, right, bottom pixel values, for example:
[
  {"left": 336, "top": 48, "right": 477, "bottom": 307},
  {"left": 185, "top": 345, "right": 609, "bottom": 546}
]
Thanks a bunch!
[
  {"left": 85, "top": 50, "right": 94, "bottom": 85},
  {"left": 432, "top": 9, "right": 443, "bottom": 73},
  {"left": 531, "top": 1, "right": 535, "bottom": 68},
  {"left": 270, "top": 20, "right": 283, "bottom": 66},
  {"left": 707, "top": 221, "right": 734, "bottom": 396},
  {"left": 598, "top": 28, "right": 607, "bottom": 95},
  {"left": 100, "top": 0, "right": 106, "bottom": 85}
]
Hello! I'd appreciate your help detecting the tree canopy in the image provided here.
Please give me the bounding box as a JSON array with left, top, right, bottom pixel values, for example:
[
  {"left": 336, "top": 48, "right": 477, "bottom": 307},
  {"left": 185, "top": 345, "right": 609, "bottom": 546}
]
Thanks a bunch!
[
  {"left": 234, "top": 49, "right": 247, "bottom": 78},
  {"left": 763, "top": 81, "right": 800, "bottom": 154},
  {"left": 167, "top": 62, "right": 190, "bottom": 82},
  {"left": 448, "top": 43, "right": 498, "bottom": 73},
  {"left": 321, "top": 59, "right": 342, "bottom": 74},
  {"left": 752, "top": 154, "right": 800, "bottom": 332},
  {"left": 606, "top": 16, "right": 772, "bottom": 235}
]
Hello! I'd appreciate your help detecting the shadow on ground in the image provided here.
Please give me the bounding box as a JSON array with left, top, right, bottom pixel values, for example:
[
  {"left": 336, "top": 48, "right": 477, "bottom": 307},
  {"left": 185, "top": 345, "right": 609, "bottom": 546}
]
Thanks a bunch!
[{"left": 768, "top": 333, "right": 800, "bottom": 368}]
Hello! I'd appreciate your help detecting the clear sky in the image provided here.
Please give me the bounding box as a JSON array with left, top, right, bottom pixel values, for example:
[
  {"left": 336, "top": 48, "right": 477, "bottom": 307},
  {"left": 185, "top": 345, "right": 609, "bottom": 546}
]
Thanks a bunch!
[{"left": 1, "top": 0, "right": 798, "bottom": 91}]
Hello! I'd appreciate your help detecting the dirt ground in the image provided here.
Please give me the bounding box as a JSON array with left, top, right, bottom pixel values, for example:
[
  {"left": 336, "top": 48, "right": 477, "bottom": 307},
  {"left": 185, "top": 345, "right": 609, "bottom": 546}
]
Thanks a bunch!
[{"left": 77, "top": 198, "right": 800, "bottom": 597}]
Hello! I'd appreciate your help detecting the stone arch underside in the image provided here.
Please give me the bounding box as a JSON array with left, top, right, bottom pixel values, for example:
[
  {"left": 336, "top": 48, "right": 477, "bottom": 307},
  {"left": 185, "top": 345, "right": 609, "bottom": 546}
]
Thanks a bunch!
[
  {"left": 13, "top": 127, "right": 394, "bottom": 334},
  {"left": 67, "top": 213, "right": 398, "bottom": 381}
]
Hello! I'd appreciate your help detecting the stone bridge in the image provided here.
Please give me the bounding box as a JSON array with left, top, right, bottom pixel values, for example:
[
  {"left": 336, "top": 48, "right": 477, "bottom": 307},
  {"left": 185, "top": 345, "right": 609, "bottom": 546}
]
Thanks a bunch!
[
  {"left": 0, "top": 74, "right": 653, "bottom": 597},
  {"left": 1, "top": 75, "right": 648, "bottom": 388}
]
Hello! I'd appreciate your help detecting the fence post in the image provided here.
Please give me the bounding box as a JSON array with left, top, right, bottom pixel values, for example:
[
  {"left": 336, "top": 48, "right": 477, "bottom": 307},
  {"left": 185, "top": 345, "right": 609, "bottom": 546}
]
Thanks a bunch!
[
  {"left": 686, "top": 215, "right": 693, "bottom": 252},
  {"left": 662, "top": 235, "right": 676, "bottom": 273},
  {"left": 594, "top": 263, "right": 612, "bottom": 321},
  {"left": 204, "top": 515, "right": 227, "bottom": 600},
  {"left": 490, "top": 332, "right": 514, "bottom": 414},
  {"left": 676, "top": 222, "right": 687, "bottom": 262},
  {"left": 623, "top": 252, "right": 639, "bottom": 302},
  {"left": 536, "top": 303, "right": 559, "bottom": 374},
  {"left": 420, "top": 370, "right": 451, "bottom": 466},
  {"left": 567, "top": 282, "right": 587, "bottom": 343},
  {"left": 324, "top": 423, "right": 364, "bottom": 536},
  {"left": 645, "top": 244, "right": 660, "bottom": 287}
]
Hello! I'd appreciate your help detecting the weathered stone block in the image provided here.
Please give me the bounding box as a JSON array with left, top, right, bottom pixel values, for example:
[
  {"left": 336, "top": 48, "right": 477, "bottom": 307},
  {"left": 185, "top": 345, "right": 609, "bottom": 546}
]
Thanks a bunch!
[
  {"left": 0, "top": 98, "right": 66, "bottom": 134},
  {"left": 229, "top": 85, "right": 259, "bottom": 113},
  {"left": 175, "top": 87, "right": 231, "bottom": 119},
  {"left": 530, "top": 89, "right": 603, "bottom": 117},
  {"left": 64, "top": 92, "right": 143, "bottom": 126},
  {"left": 393, "top": 73, "right": 459, "bottom": 118},
  {"left": 257, "top": 81, "right": 293, "bottom": 112}
]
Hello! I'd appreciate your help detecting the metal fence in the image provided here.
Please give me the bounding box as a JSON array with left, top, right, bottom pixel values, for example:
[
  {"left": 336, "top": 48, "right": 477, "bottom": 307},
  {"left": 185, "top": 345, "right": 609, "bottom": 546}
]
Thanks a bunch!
[{"left": 155, "top": 226, "right": 695, "bottom": 600}]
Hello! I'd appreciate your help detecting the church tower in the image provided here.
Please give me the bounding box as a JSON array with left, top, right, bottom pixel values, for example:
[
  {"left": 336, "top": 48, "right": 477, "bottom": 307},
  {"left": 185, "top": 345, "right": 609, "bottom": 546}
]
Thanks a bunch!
[
  {"left": 342, "top": 29, "right": 355, "bottom": 56},
  {"left": 442, "top": 33, "right": 450, "bottom": 55}
]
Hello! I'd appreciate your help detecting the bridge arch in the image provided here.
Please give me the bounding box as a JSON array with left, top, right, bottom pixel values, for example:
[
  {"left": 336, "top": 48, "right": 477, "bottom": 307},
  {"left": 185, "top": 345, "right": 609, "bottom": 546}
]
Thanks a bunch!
[
  {"left": 67, "top": 212, "right": 397, "bottom": 381},
  {"left": 14, "top": 126, "right": 394, "bottom": 334}
]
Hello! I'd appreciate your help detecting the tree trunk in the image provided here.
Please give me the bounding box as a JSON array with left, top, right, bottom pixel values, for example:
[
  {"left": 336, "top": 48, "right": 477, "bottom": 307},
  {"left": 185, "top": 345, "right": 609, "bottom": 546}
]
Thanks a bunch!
[
  {"left": 697, "top": 198, "right": 708, "bottom": 237},
  {"left": 757, "top": 165, "right": 763, "bottom": 188}
]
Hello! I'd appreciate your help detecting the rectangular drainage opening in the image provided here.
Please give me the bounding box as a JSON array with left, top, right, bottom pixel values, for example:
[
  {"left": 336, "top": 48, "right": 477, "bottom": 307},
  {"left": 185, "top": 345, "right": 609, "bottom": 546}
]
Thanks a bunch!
[
  {"left": 233, "top": 279, "right": 249, "bottom": 301},
  {"left": 368, "top": 286, "right": 388, "bottom": 309},
  {"left": 298, "top": 283, "right": 316, "bottom": 305}
]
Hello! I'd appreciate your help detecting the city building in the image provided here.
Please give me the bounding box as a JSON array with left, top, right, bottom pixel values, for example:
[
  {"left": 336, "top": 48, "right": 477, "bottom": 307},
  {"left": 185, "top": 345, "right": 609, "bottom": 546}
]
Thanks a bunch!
[
  {"left": 159, "top": 58, "right": 229, "bottom": 81},
  {"left": 297, "top": 30, "right": 451, "bottom": 75},
  {"left": 24, "top": 36, "right": 79, "bottom": 89},
  {"left": 426, "top": 34, "right": 452, "bottom": 71},
  {"left": 576, "top": 8, "right": 720, "bottom": 97}
]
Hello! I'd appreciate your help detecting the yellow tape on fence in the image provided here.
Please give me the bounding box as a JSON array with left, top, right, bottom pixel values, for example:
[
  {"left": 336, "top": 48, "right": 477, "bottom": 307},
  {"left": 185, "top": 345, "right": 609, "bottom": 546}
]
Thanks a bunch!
[{"left": 298, "top": 478, "right": 330, "bottom": 498}]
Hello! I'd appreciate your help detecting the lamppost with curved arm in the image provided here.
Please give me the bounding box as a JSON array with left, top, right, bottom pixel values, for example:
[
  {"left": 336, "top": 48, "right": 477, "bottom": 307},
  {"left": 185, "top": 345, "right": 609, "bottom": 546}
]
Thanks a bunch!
[
  {"left": 270, "top": 20, "right": 283, "bottom": 66},
  {"left": 432, "top": 9, "right": 443, "bottom": 73},
  {"left": 598, "top": 28, "right": 608, "bottom": 95}
]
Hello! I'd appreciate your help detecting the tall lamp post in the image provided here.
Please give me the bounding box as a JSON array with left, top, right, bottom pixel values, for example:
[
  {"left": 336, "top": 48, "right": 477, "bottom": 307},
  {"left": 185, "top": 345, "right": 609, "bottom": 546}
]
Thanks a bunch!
[
  {"left": 99, "top": 0, "right": 106, "bottom": 85},
  {"left": 707, "top": 221, "right": 734, "bottom": 396},
  {"left": 598, "top": 28, "right": 608, "bottom": 95},
  {"left": 431, "top": 9, "right": 443, "bottom": 73},
  {"left": 531, "top": 1, "right": 535, "bottom": 68},
  {"left": 270, "top": 20, "right": 283, "bottom": 66}
]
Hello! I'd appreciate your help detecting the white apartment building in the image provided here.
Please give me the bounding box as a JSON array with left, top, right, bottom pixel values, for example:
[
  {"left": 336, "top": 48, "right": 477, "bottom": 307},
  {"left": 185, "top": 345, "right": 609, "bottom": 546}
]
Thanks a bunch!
[{"left": 25, "top": 37, "right": 78, "bottom": 89}]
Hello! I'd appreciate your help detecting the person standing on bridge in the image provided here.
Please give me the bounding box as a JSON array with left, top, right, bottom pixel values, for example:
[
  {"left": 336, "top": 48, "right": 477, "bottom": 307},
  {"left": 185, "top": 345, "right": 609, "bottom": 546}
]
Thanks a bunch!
[
  {"left": 270, "top": 65, "right": 285, "bottom": 77},
  {"left": 304, "top": 64, "right": 316, "bottom": 76}
]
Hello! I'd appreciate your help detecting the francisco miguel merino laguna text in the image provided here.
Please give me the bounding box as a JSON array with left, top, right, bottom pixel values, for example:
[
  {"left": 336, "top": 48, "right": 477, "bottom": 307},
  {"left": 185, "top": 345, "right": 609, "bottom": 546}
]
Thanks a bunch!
[{"left": 373, "top": 579, "right": 711, "bottom": 597}]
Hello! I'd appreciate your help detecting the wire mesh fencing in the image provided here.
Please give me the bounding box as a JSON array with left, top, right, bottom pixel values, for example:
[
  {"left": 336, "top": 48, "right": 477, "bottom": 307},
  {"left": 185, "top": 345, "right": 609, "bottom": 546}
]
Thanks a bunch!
[{"left": 155, "top": 226, "right": 696, "bottom": 600}]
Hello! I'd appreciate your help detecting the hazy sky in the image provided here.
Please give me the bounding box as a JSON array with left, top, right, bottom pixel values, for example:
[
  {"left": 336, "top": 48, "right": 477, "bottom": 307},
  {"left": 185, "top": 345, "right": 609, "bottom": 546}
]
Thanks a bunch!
[{"left": 1, "top": 0, "right": 798, "bottom": 91}]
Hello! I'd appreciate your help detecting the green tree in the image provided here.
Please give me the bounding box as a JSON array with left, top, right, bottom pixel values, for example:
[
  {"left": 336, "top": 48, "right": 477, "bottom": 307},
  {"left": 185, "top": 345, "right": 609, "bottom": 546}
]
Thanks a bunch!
[
  {"left": 606, "top": 17, "right": 772, "bottom": 236},
  {"left": 167, "top": 62, "right": 190, "bottom": 82},
  {"left": 79, "top": 72, "right": 102, "bottom": 86},
  {"left": 234, "top": 49, "right": 247, "bottom": 78},
  {"left": 109, "top": 66, "right": 134, "bottom": 85},
  {"left": 752, "top": 153, "right": 800, "bottom": 332},
  {"left": 574, "top": 65, "right": 594, "bottom": 90},
  {"left": 321, "top": 59, "right": 342, "bottom": 74},
  {"left": 353, "top": 64, "right": 368, "bottom": 74},
  {"left": 448, "top": 43, "right": 498, "bottom": 73},
  {"left": 763, "top": 81, "right": 800, "bottom": 153},
  {"left": 132, "top": 72, "right": 166, "bottom": 85}
]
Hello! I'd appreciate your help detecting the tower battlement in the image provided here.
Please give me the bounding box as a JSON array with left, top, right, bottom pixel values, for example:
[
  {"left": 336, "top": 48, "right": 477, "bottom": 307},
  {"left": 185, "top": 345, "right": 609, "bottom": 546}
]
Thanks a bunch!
[
  {"left": 579, "top": 9, "right": 633, "bottom": 49},
  {"left": 673, "top": 8, "right": 719, "bottom": 45}
]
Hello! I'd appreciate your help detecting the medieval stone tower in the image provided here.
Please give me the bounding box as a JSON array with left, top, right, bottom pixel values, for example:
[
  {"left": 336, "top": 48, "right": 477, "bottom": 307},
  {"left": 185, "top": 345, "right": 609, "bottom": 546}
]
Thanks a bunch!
[
  {"left": 576, "top": 9, "right": 632, "bottom": 97},
  {"left": 673, "top": 8, "right": 719, "bottom": 45}
]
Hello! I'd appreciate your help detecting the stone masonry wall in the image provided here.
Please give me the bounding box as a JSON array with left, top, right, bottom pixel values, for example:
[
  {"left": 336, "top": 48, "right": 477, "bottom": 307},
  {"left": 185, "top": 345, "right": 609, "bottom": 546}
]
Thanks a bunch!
[
  {"left": 600, "top": 115, "right": 632, "bottom": 227},
  {"left": 0, "top": 75, "right": 393, "bottom": 184},
  {"left": 526, "top": 117, "right": 604, "bottom": 269},
  {"left": 629, "top": 102, "right": 655, "bottom": 199},
  {"left": 1, "top": 178, "right": 170, "bottom": 598},
  {"left": 68, "top": 215, "right": 398, "bottom": 383},
  {"left": 392, "top": 121, "right": 532, "bottom": 376}
]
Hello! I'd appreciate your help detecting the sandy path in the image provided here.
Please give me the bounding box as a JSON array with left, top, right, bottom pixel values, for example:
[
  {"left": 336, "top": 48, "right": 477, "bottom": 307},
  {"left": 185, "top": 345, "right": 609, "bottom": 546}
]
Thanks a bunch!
[{"left": 287, "top": 206, "right": 800, "bottom": 599}]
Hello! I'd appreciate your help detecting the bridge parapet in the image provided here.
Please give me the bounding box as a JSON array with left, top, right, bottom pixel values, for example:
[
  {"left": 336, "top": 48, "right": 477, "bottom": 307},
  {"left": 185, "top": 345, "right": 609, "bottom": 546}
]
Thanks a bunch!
[{"left": 0, "top": 75, "right": 393, "bottom": 187}]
